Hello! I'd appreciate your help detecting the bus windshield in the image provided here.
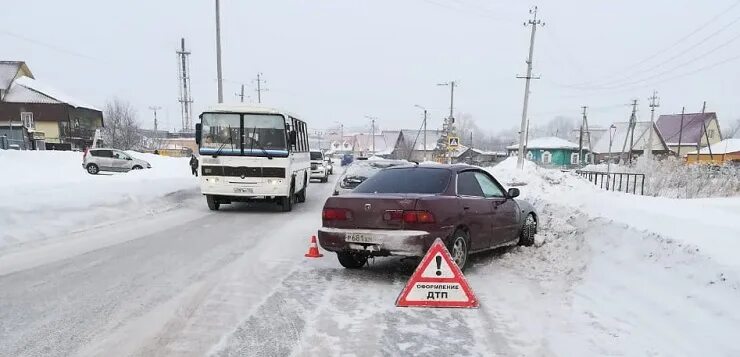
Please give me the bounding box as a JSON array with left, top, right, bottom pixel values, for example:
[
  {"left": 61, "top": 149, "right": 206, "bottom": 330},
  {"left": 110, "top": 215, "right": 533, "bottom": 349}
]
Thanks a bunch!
[{"left": 200, "top": 113, "right": 288, "bottom": 156}]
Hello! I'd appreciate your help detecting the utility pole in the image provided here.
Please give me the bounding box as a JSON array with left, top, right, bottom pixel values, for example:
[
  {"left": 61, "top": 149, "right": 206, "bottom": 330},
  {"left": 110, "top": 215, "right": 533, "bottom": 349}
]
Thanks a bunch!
[
  {"left": 148, "top": 106, "right": 162, "bottom": 149},
  {"left": 254, "top": 73, "right": 268, "bottom": 104},
  {"left": 437, "top": 81, "right": 458, "bottom": 164},
  {"left": 215, "top": 0, "right": 224, "bottom": 103},
  {"left": 620, "top": 99, "right": 638, "bottom": 164},
  {"left": 578, "top": 106, "right": 587, "bottom": 166},
  {"left": 176, "top": 38, "right": 193, "bottom": 132},
  {"left": 365, "top": 115, "right": 377, "bottom": 155},
  {"left": 699, "top": 101, "right": 714, "bottom": 161},
  {"left": 236, "top": 84, "right": 246, "bottom": 102},
  {"left": 647, "top": 91, "right": 660, "bottom": 161},
  {"left": 415, "top": 105, "right": 428, "bottom": 161},
  {"left": 677, "top": 106, "right": 686, "bottom": 157},
  {"left": 516, "top": 6, "right": 544, "bottom": 169}
]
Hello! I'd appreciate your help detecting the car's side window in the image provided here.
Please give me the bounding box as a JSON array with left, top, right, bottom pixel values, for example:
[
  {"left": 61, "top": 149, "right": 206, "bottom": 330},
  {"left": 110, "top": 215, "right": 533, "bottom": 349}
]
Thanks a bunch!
[
  {"left": 474, "top": 172, "right": 506, "bottom": 198},
  {"left": 112, "top": 151, "right": 127, "bottom": 160},
  {"left": 96, "top": 150, "right": 113, "bottom": 158},
  {"left": 457, "top": 171, "right": 484, "bottom": 197}
]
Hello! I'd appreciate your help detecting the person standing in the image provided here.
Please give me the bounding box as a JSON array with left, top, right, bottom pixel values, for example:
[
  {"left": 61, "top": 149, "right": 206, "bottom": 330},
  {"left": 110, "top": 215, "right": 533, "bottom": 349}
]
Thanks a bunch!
[{"left": 189, "top": 154, "right": 199, "bottom": 177}]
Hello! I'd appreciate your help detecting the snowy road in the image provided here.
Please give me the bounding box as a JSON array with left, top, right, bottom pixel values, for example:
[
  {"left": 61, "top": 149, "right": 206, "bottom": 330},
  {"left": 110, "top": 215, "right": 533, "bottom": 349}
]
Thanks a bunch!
[{"left": 2, "top": 167, "right": 740, "bottom": 356}]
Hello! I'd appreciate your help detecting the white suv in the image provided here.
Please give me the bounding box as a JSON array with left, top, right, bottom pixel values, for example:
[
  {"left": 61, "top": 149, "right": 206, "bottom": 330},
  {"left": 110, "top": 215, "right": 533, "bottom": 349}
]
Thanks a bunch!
[
  {"left": 310, "top": 150, "right": 329, "bottom": 182},
  {"left": 83, "top": 148, "right": 151, "bottom": 174}
]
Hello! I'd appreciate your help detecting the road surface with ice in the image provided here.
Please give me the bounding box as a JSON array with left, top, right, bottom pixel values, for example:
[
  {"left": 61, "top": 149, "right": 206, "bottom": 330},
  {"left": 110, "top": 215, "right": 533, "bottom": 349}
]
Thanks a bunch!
[{"left": 1, "top": 153, "right": 739, "bottom": 356}]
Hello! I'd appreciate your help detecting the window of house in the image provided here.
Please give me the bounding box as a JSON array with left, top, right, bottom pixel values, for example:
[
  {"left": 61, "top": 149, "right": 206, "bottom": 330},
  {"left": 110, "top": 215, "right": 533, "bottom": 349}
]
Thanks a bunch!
[
  {"left": 571, "top": 152, "right": 580, "bottom": 165},
  {"left": 21, "top": 112, "right": 34, "bottom": 129},
  {"left": 526, "top": 151, "right": 533, "bottom": 160},
  {"left": 542, "top": 151, "right": 552, "bottom": 164}
]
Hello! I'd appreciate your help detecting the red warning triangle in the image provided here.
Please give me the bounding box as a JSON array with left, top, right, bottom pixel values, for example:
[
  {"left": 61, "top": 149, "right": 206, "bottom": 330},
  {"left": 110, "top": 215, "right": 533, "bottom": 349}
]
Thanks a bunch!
[{"left": 396, "top": 238, "right": 478, "bottom": 308}]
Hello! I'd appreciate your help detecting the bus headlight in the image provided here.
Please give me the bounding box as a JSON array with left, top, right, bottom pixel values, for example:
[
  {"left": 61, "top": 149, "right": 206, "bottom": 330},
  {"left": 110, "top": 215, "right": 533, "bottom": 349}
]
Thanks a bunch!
[{"left": 267, "top": 179, "right": 283, "bottom": 185}]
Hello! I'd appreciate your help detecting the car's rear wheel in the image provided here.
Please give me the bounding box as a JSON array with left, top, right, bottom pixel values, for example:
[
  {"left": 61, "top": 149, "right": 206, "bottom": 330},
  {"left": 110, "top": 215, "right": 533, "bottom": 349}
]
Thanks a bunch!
[
  {"left": 337, "top": 251, "right": 367, "bottom": 269},
  {"left": 448, "top": 230, "right": 470, "bottom": 271},
  {"left": 518, "top": 214, "right": 537, "bottom": 246},
  {"left": 206, "top": 195, "right": 220, "bottom": 211},
  {"left": 132, "top": 165, "right": 143, "bottom": 170},
  {"left": 86, "top": 164, "right": 99, "bottom": 175}
]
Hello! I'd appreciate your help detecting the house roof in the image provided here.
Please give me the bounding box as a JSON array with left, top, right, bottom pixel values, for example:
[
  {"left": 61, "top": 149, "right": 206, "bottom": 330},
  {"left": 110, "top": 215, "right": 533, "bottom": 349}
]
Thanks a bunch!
[
  {"left": 401, "top": 129, "right": 443, "bottom": 151},
  {"left": 656, "top": 112, "right": 718, "bottom": 145},
  {"left": 4, "top": 76, "right": 101, "bottom": 111},
  {"left": 591, "top": 121, "right": 669, "bottom": 154},
  {"left": 353, "top": 133, "right": 391, "bottom": 154},
  {"left": 471, "top": 148, "right": 506, "bottom": 156},
  {"left": 0, "top": 61, "right": 34, "bottom": 91},
  {"left": 687, "top": 138, "right": 740, "bottom": 155},
  {"left": 507, "top": 136, "right": 580, "bottom": 150}
]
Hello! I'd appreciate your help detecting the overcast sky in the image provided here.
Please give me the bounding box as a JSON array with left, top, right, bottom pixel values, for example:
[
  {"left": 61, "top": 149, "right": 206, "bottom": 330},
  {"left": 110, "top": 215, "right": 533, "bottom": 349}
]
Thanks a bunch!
[{"left": 3, "top": 0, "right": 739, "bottom": 134}]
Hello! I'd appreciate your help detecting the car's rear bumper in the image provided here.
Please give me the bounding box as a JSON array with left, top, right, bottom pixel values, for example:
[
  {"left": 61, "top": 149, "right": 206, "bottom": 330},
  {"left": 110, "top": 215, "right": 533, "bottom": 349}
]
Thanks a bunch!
[
  {"left": 317, "top": 227, "right": 452, "bottom": 257},
  {"left": 310, "top": 168, "right": 326, "bottom": 178}
]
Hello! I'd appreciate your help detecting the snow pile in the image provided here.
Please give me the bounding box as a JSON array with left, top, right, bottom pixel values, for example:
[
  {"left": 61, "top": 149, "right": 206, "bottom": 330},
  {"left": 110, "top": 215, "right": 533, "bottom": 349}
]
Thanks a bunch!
[
  {"left": 0, "top": 150, "right": 198, "bottom": 249},
  {"left": 488, "top": 157, "right": 740, "bottom": 268},
  {"left": 582, "top": 156, "right": 740, "bottom": 198}
]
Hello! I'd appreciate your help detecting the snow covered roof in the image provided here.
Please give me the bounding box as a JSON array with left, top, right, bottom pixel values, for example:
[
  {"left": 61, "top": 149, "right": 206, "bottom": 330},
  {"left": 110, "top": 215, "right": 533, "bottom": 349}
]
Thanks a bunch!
[
  {"left": 0, "top": 61, "right": 33, "bottom": 91},
  {"left": 450, "top": 145, "right": 470, "bottom": 158},
  {"left": 471, "top": 148, "right": 506, "bottom": 156},
  {"left": 687, "top": 138, "right": 740, "bottom": 155},
  {"left": 401, "top": 129, "right": 442, "bottom": 151},
  {"left": 657, "top": 112, "right": 717, "bottom": 145},
  {"left": 353, "top": 133, "right": 391, "bottom": 154},
  {"left": 4, "top": 76, "right": 101, "bottom": 111},
  {"left": 507, "top": 136, "right": 580, "bottom": 150},
  {"left": 591, "top": 122, "right": 668, "bottom": 154},
  {"left": 4, "top": 82, "right": 61, "bottom": 104}
]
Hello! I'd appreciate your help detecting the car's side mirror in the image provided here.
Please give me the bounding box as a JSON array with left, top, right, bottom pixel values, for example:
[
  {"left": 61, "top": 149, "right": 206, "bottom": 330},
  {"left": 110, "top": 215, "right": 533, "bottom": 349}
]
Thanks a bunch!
[
  {"left": 289, "top": 131, "right": 297, "bottom": 145},
  {"left": 126, "top": 157, "right": 132, "bottom": 160},
  {"left": 195, "top": 123, "right": 202, "bottom": 145},
  {"left": 507, "top": 188, "right": 520, "bottom": 198}
]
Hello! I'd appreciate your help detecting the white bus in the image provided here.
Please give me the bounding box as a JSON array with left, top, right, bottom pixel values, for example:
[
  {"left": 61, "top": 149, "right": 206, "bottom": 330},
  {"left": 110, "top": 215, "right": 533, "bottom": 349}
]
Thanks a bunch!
[{"left": 195, "top": 105, "right": 311, "bottom": 211}]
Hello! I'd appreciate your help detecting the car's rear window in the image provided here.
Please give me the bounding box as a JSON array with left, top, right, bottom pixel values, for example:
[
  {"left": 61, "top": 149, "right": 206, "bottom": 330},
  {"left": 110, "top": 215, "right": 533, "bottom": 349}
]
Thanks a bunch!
[
  {"left": 353, "top": 167, "right": 450, "bottom": 194},
  {"left": 310, "top": 152, "right": 322, "bottom": 160}
]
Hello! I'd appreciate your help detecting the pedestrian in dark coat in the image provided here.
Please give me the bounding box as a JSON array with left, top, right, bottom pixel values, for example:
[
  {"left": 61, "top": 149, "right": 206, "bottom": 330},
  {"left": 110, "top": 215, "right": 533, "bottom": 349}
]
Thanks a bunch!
[{"left": 189, "top": 154, "right": 199, "bottom": 176}]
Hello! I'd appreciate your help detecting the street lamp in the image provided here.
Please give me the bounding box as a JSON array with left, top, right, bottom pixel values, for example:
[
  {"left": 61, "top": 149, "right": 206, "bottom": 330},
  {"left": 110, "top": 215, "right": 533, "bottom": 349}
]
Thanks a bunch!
[
  {"left": 606, "top": 124, "right": 617, "bottom": 190},
  {"left": 414, "top": 105, "right": 428, "bottom": 161}
]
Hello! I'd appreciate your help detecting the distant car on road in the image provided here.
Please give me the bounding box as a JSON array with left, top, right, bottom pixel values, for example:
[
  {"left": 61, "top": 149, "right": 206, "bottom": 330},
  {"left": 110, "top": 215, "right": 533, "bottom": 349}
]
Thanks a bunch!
[
  {"left": 318, "top": 164, "right": 538, "bottom": 270},
  {"left": 83, "top": 148, "right": 151, "bottom": 175},
  {"left": 325, "top": 157, "right": 334, "bottom": 175},
  {"left": 332, "top": 158, "right": 407, "bottom": 196},
  {"left": 310, "top": 150, "right": 329, "bottom": 182}
]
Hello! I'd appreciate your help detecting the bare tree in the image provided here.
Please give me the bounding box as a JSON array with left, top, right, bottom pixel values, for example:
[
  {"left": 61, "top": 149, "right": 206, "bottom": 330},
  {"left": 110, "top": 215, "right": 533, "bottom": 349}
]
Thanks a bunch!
[
  {"left": 727, "top": 117, "right": 740, "bottom": 138},
  {"left": 102, "top": 98, "right": 142, "bottom": 150}
]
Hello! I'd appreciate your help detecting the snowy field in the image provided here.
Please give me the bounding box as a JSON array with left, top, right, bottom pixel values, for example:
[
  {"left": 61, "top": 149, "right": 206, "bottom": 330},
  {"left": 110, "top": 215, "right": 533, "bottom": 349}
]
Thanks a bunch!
[
  {"left": 0, "top": 150, "right": 197, "bottom": 249},
  {"left": 0, "top": 154, "right": 739, "bottom": 356}
]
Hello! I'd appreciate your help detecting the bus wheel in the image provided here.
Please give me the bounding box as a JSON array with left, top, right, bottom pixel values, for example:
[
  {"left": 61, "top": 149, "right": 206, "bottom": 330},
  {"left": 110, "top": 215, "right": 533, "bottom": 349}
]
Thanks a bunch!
[
  {"left": 206, "top": 195, "right": 220, "bottom": 211},
  {"left": 296, "top": 174, "right": 307, "bottom": 203},
  {"left": 281, "top": 183, "right": 294, "bottom": 212}
]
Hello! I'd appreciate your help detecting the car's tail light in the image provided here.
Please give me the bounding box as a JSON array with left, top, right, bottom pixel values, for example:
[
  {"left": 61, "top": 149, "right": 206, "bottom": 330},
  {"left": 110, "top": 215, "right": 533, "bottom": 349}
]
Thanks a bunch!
[
  {"left": 322, "top": 208, "right": 353, "bottom": 221},
  {"left": 83, "top": 148, "right": 88, "bottom": 161},
  {"left": 384, "top": 210, "right": 435, "bottom": 223}
]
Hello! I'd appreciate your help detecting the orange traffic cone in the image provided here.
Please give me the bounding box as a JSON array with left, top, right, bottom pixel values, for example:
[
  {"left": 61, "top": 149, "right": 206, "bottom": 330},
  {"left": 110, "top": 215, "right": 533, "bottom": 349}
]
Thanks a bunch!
[{"left": 305, "top": 235, "right": 324, "bottom": 258}]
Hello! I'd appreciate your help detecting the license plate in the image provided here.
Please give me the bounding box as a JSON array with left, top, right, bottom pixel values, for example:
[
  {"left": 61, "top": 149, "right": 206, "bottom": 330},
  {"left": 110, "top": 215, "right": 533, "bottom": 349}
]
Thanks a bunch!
[
  {"left": 345, "top": 233, "right": 375, "bottom": 244},
  {"left": 233, "top": 187, "right": 253, "bottom": 193},
  {"left": 349, "top": 243, "right": 380, "bottom": 251}
]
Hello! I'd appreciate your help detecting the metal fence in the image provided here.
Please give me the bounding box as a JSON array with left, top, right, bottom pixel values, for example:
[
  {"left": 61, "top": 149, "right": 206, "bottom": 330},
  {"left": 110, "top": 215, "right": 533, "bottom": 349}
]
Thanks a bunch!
[{"left": 575, "top": 170, "right": 646, "bottom": 195}]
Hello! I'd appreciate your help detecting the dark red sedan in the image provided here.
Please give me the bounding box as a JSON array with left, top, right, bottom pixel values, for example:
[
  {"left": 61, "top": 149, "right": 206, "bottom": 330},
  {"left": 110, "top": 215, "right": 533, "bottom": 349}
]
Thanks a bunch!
[{"left": 318, "top": 164, "right": 538, "bottom": 270}]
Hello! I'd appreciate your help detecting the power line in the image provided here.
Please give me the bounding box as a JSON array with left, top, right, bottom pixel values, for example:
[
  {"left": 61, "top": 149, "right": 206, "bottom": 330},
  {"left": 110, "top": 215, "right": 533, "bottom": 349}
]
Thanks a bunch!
[
  {"left": 563, "top": 0, "right": 740, "bottom": 87},
  {"left": 0, "top": 30, "right": 101, "bottom": 61}
]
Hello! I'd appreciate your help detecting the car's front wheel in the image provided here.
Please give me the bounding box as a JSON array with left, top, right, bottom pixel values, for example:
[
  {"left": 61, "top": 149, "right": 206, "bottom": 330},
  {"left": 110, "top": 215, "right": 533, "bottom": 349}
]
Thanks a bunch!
[
  {"left": 448, "top": 230, "right": 470, "bottom": 271},
  {"left": 337, "top": 251, "right": 367, "bottom": 269},
  {"left": 132, "top": 165, "right": 143, "bottom": 170},
  {"left": 86, "top": 164, "right": 99, "bottom": 175},
  {"left": 518, "top": 214, "right": 537, "bottom": 246}
]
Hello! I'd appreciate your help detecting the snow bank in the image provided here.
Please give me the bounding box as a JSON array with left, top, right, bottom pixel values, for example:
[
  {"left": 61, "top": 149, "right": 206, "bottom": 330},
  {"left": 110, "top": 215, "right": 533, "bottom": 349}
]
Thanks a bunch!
[
  {"left": 488, "top": 157, "right": 740, "bottom": 269},
  {"left": 0, "top": 150, "right": 198, "bottom": 249}
]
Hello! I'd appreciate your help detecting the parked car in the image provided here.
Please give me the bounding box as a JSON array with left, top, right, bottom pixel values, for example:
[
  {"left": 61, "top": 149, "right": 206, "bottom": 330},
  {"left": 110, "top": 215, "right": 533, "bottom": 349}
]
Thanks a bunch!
[
  {"left": 318, "top": 164, "right": 538, "bottom": 270},
  {"left": 83, "top": 148, "right": 151, "bottom": 174},
  {"left": 325, "top": 157, "right": 334, "bottom": 175},
  {"left": 332, "top": 158, "right": 407, "bottom": 196},
  {"left": 310, "top": 150, "right": 329, "bottom": 182},
  {"left": 341, "top": 153, "right": 354, "bottom": 166}
]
